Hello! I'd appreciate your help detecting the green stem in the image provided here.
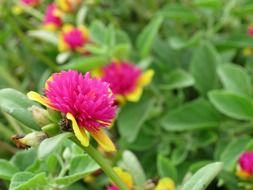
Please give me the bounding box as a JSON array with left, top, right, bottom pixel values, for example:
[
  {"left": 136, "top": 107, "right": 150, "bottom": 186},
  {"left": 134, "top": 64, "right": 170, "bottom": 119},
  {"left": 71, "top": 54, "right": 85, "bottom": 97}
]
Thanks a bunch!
[
  {"left": 82, "top": 145, "right": 128, "bottom": 190},
  {"left": 20, "top": 4, "right": 44, "bottom": 20}
]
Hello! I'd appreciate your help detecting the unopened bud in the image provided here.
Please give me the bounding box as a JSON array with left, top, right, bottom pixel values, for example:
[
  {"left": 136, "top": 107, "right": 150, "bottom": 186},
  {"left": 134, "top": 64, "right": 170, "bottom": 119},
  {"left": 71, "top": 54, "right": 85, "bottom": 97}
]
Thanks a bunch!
[
  {"left": 28, "top": 106, "right": 50, "bottom": 126},
  {"left": 62, "top": 147, "right": 71, "bottom": 161},
  {"left": 12, "top": 132, "right": 47, "bottom": 148}
]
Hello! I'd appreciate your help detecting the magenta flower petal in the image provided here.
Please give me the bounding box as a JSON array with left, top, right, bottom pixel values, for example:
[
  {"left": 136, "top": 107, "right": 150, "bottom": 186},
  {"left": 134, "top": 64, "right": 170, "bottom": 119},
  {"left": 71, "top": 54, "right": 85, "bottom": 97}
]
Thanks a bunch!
[
  {"left": 107, "top": 185, "right": 119, "bottom": 190},
  {"left": 21, "top": 0, "right": 40, "bottom": 6},
  {"left": 45, "top": 70, "right": 116, "bottom": 131},
  {"left": 248, "top": 26, "right": 253, "bottom": 37},
  {"left": 102, "top": 61, "right": 141, "bottom": 95},
  {"left": 63, "top": 28, "right": 86, "bottom": 49},
  {"left": 239, "top": 151, "right": 253, "bottom": 174},
  {"left": 43, "top": 3, "right": 62, "bottom": 28}
]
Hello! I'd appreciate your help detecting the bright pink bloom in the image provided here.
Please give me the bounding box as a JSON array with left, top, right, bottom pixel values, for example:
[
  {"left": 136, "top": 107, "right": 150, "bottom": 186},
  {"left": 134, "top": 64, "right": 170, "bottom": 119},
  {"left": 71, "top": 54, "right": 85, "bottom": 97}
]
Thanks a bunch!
[
  {"left": 59, "top": 25, "right": 89, "bottom": 52},
  {"left": 45, "top": 70, "right": 116, "bottom": 131},
  {"left": 28, "top": 70, "right": 116, "bottom": 152},
  {"left": 102, "top": 61, "right": 141, "bottom": 96},
  {"left": 107, "top": 185, "right": 119, "bottom": 190},
  {"left": 238, "top": 152, "right": 253, "bottom": 174},
  {"left": 248, "top": 26, "right": 253, "bottom": 36},
  {"left": 63, "top": 28, "right": 86, "bottom": 49},
  {"left": 21, "top": 0, "right": 40, "bottom": 6},
  {"left": 43, "top": 3, "right": 62, "bottom": 30}
]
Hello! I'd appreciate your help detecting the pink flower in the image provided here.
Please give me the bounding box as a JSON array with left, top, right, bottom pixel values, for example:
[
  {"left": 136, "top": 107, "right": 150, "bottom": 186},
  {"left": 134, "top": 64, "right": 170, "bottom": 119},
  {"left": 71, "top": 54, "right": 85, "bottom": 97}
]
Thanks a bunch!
[
  {"left": 27, "top": 70, "right": 116, "bottom": 152},
  {"left": 236, "top": 152, "right": 253, "bottom": 179},
  {"left": 107, "top": 185, "right": 119, "bottom": 190},
  {"left": 59, "top": 25, "right": 89, "bottom": 52},
  {"left": 96, "top": 60, "right": 154, "bottom": 103},
  {"left": 43, "top": 3, "right": 63, "bottom": 31},
  {"left": 248, "top": 26, "right": 253, "bottom": 36},
  {"left": 21, "top": 0, "right": 40, "bottom": 6},
  {"left": 102, "top": 61, "right": 141, "bottom": 96},
  {"left": 56, "top": 0, "right": 81, "bottom": 12}
]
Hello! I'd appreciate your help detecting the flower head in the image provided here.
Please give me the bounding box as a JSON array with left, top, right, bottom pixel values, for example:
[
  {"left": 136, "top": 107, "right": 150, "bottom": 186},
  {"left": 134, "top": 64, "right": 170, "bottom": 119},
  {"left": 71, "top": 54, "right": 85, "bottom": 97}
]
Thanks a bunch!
[
  {"left": 59, "top": 24, "right": 89, "bottom": 52},
  {"left": 248, "top": 26, "right": 253, "bottom": 36},
  {"left": 21, "top": 0, "right": 40, "bottom": 6},
  {"left": 107, "top": 167, "right": 133, "bottom": 190},
  {"left": 27, "top": 70, "right": 116, "bottom": 152},
  {"left": 155, "top": 178, "right": 176, "bottom": 190},
  {"left": 43, "top": 3, "right": 63, "bottom": 31},
  {"left": 237, "top": 152, "right": 253, "bottom": 179},
  {"left": 56, "top": 0, "right": 81, "bottom": 12},
  {"left": 95, "top": 60, "right": 154, "bottom": 104}
]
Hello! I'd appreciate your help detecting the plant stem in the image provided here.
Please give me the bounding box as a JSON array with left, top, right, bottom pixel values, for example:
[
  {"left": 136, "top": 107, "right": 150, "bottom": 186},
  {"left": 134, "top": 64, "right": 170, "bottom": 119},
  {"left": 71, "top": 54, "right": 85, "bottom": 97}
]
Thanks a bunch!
[
  {"left": 82, "top": 144, "right": 129, "bottom": 190},
  {"left": 20, "top": 4, "right": 44, "bottom": 20}
]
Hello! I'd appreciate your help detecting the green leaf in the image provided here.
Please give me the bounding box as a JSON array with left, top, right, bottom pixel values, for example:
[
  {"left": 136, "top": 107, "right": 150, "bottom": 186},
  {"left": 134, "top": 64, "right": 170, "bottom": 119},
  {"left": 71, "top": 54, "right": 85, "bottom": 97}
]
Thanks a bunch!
[
  {"left": 28, "top": 30, "right": 58, "bottom": 45},
  {"left": 10, "top": 172, "right": 47, "bottom": 190},
  {"left": 118, "top": 97, "right": 155, "bottom": 143},
  {"left": 181, "top": 162, "right": 223, "bottom": 190},
  {"left": 217, "top": 64, "right": 251, "bottom": 97},
  {"left": 219, "top": 171, "right": 244, "bottom": 190},
  {"left": 66, "top": 183, "right": 88, "bottom": 190},
  {"left": 105, "top": 24, "right": 116, "bottom": 47},
  {"left": 162, "top": 98, "right": 222, "bottom": 131},
  {"left": 60, "top": 56, "right": 109, "bottom": 72},
  {"left": 0, "top": 66, "right": 20, "bottom": 90},
  {"left": 11, "top": 149, "right": 37, "bottom": 171},
  {"left": 193, "top": 0, "right": 222, "bottom": 9},
  {"left": 193, "top": 131, "right": 218, "bottom": 147},
  {"left": 215, "top": 34, "right": 253, "bottom": 48},
  {"left": 234, "top": 4, "right": 253, "bottom": 17},
  {"left": 38, "top": 133, "right": 72, "bottom": 159},
  {"left": 159, "top": 4, "right": 199, "bottom": 23},
  {"left": 190, "top": 42, "right": 219, "bottom": 95},
  {"left": 111, "top": 43, "right": 131, "bottom": 59},
  {"left": 56, "top": 52, "right": 71, "bottom": 64},
  {"left": 169, "top": 32, "right": 202, "bottom": 50},
  {"left": 56, "top": 155, "right": 99, "bottom": 186},
  {"left": 208, "top": 90, "right": 253, "bottom": 120},
  {"left": 136, "top": 16, "right": 163, "bottom": 58},
  {"left": 189, "top": 161, "right": 212, "bottom": 173},
  {"left": 0, "top": 160, "right": 19, "bottom": 180},
  {"left": 159, "top": 69, "right": 194, "bottom": 90},
  {"left": 171, "top": 146, "right": 188, "bottom": 165},
  {"left": 0, "top": 88, "right": 39, "bottom": 130},
  {"left": 121, "top": 151, "right": 146, "bottom": 189},
  {"left": 76, "top": 6, "right": 88, "bottom": 26},
  {"left": 115, "top": 30, "right": 131, "bottom": 44},
  {"left": 126, "top": 128, "right": 157, "bottom": 151},
  {"left": 90, "top": 21, "right": 106, "bottom": 44},
  {"left": 157, "top": 154, "right": 177, "bottom": 181},
  {"left": 45, "top": 154, "right": 58, "bottom": 174},
  {"left": 220, "top": 137, "right": 253, "bottom": 171}
]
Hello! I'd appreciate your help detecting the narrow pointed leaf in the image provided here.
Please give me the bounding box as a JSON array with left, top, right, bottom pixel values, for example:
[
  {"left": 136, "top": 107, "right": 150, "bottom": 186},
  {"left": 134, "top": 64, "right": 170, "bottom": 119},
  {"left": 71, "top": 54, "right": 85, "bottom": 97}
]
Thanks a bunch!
[
  {"left": 181, "top": 162, "right": 223, "bottom": 190},
  {"left": 0, "top": 88, "right": 39, "bottom": 130}
]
